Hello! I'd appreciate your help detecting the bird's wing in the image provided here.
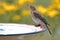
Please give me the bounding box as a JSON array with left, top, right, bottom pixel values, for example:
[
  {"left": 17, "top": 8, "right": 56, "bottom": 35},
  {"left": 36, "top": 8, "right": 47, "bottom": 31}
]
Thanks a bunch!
[{"left": 33, "top": 11, "right": 49, "bottom": 25}]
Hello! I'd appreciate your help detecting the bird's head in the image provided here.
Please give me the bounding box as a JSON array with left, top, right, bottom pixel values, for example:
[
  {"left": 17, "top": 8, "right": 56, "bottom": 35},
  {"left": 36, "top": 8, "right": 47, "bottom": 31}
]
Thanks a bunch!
[{"left": 28, "top": 4, "right": 36, "bottom": 11}]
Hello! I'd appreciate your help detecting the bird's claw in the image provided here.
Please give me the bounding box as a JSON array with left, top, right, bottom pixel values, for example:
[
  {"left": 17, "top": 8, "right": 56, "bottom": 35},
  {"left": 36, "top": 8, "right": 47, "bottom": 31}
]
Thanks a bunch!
[{"left": 34, "top": 24, "right": 41, "bottom": 27}]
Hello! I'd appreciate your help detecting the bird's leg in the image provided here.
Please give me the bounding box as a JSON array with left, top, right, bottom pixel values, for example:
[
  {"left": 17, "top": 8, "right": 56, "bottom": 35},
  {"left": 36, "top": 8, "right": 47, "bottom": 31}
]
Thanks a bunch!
[{"left": 35, "top": 24, "right": 41, "bottom": 27}]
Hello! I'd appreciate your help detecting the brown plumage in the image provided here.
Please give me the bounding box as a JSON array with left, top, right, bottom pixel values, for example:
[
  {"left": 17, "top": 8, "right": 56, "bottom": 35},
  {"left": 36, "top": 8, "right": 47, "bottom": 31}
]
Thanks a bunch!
[{"left": 29, "top": 4, "right": 52, "bottom": 35}]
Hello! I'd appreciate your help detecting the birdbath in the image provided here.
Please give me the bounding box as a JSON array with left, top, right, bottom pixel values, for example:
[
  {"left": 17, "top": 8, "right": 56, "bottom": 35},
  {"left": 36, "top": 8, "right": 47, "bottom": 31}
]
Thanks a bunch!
[{"left": 0, "top": 23, "right": 46, "bottom": 40}]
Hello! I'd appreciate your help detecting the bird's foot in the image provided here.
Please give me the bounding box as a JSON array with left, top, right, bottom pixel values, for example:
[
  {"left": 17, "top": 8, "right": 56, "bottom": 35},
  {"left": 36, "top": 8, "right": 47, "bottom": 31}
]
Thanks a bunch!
[{"left": 34, "top": 24, "right": 41, "bottom": 27}]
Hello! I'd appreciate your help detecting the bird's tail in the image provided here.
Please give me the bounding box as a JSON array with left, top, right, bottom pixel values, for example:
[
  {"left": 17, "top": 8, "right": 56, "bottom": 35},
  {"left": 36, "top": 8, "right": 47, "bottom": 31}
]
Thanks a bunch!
[{"left": 46, "top": 24, "right": 52, "bottom": 35}]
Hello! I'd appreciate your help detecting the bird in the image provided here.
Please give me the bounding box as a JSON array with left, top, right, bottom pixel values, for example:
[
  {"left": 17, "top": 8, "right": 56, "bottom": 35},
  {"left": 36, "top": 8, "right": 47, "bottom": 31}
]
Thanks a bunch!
[{"left": 29, "top": 4, "right": 52, "bottom": 35}]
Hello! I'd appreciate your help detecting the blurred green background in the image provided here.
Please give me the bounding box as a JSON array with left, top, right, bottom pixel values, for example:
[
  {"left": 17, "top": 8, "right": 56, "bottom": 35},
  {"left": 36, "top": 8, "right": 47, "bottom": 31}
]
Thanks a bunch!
[{"left": 0, "top": 0, "right": 60, "bottom": 40}]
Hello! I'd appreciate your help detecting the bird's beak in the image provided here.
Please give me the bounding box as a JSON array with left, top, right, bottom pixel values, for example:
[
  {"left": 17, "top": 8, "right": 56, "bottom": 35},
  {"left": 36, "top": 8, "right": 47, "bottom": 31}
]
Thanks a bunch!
[{"left": 28, "top": 4, "right": 36, "bottom": 11}]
